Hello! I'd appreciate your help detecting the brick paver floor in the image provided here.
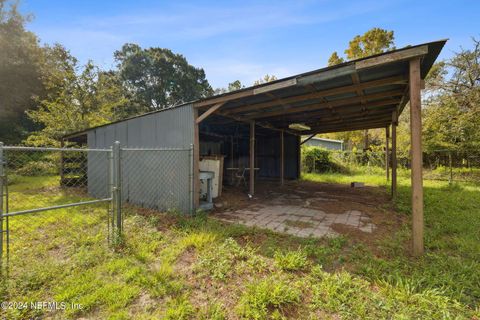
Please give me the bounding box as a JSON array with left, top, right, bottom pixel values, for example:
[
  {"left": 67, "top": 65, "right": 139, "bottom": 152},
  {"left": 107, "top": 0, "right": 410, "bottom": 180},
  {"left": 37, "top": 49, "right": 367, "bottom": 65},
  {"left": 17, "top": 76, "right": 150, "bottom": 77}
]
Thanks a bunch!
[{"left": 215, "top": 203, "right": 376, "bottom": 238}]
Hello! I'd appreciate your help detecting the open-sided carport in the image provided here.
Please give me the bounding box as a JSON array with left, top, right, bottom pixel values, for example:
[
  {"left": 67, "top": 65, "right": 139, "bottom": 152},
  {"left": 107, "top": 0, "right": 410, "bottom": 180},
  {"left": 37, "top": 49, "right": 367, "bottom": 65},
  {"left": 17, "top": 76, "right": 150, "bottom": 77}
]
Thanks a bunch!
[{"left": 193, "top": 39, "right": 446, "bottom": 256}]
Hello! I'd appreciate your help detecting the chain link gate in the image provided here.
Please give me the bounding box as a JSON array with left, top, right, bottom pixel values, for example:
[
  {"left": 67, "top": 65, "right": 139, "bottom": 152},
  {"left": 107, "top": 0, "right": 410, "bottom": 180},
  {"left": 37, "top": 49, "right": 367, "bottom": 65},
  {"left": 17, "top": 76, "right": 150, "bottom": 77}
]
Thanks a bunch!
[{"left": 0, "top": 142, "right": 123, "bottom": 263}]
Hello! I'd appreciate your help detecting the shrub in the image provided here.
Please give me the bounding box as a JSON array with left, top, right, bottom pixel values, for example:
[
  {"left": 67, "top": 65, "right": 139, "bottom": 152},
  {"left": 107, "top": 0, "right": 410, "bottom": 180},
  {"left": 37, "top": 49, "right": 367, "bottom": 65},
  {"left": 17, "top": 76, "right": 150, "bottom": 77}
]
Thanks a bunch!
[
  {"left": 16, "top": 160, "right": 57, "bottom": 176},
  {"left": 236, "top": 275, "right": 301, "bottom": 319},
  {"left": 301, "top": 146, "right": 346, "bottom": 173},
  {"left": 274, "top": 250, "right": 308, "bottom": 271}
]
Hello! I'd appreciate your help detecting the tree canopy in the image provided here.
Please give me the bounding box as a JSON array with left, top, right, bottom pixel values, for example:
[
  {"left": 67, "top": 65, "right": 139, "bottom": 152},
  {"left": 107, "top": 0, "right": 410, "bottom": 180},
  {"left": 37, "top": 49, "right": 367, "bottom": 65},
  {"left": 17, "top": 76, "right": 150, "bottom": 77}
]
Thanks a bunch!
[
  {"left": 114, "top": 44, "right": 213, "bottom": 114},
  {"left": 0, "top": 0, "right": 43, "bottom": 143}
]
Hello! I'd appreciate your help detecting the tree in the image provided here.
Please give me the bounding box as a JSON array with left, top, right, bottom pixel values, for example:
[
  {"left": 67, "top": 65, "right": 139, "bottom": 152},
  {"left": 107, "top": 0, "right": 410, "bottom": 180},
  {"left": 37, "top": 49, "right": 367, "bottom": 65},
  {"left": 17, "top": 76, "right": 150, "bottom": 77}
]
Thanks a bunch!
[
  {"left": 114, "top": 44, "right": 213, "bottom": 114},
  {"left": 422, "top": 38, "right": 480, "bottom": 152},
  {"left": 327, "top": 52, "right": 345, "bottom": 66},
  {"left": 344, "top": 28, "right": 395, "bottom": 60},
  {"left": 327, "top": 28, "right": 395, "bottom": 65},
  {"left": 0, "top": 0, "right": 44, "bottom": 143},
  {"left": 214, "top": 80, "right": 245, "bottom": 95},
  {"left": 325, "top": 28, "right": 396, "bottom": 149},
  {"left": 253, "top": 74, "right": 277, "bottom": 85},
  {"left": 26, "top": 47, "right": 125, "bottom": 146}
]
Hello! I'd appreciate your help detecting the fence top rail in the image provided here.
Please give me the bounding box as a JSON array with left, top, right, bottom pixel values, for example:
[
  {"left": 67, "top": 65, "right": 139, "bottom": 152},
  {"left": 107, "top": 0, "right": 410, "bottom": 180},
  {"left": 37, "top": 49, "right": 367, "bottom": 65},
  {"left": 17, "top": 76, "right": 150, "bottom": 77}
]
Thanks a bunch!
[
  {"left": 2, "top": 146, "right": 111, "bottom": 152},
  {"left": 121, "top": 147, "right": 192, "bottom": 151}
]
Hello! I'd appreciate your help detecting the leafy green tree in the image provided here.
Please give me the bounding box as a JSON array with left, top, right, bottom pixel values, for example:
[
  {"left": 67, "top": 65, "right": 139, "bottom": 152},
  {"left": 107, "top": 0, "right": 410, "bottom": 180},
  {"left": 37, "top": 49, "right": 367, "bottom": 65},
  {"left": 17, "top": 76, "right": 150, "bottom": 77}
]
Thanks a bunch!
[
  {"left": 26, "top": 47, "right": 125, "bottom": 146},
  {"left": 423, "top": 38, "right": 480, "bottom": 152},
  {"left": 327, "top": 52, "right": 345, "bottom": 66},
  {"left": 327, "top": 28, "right": 395, "bottom": 65},
  {"left": 114, "top": 44, "right": 213, "bottom": 114},
  {"left": 253, "top": 74, "right": 277, "bottom": 85},
  {"left": 215, "top": 80, "right": 245, "bottom": 94},
  {"left": 325, "top": 28, "right": 396, "bottom": 149},
  {"left": 0, "top": 0, "right": 44, "bottom": 143}
]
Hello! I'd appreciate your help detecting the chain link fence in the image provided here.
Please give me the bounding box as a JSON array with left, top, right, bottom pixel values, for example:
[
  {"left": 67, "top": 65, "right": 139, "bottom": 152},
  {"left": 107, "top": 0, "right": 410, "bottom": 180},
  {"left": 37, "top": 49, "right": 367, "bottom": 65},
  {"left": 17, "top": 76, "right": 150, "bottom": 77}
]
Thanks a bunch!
[
  {"left": 0, "top": 142, "right": 194, "bottom": 263},
  {"left": 301, "top": 147, "right": 480, "bottom": 183},
  {"left": 0, "top": 145, "right": 117, "bottom": 263},
  {"left": 121, "top": 147, "right": 193, "bottom": 213}
]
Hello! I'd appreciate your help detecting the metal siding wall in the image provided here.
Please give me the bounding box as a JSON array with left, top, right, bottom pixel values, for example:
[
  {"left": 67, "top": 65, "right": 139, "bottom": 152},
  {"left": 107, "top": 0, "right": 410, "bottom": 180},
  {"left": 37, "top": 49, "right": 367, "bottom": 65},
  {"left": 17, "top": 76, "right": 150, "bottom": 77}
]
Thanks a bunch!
[
  {"left": 87, "top": 104, "right": 194, "bottom": 213},
  {"left": 284, "top": 134, "right": 299, "bottom": 179},
  {"left": 256, "top": 132, "right": 298, "bottom": 179},
  {"left": 87, "top": 128, "right": 110, "bottom": 199},
  {"left": 305, "top": 139, "right": 342, "bottom": 150}
]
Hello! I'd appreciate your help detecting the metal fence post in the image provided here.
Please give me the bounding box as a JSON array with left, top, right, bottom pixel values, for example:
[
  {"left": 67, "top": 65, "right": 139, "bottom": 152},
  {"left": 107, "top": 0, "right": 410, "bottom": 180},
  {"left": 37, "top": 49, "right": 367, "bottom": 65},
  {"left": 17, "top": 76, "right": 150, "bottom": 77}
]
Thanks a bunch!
[
  {"left": 449, "top": 151, "right": 453, "bottom": 184},
  {"left": 189, "top": 144, "right": 194, "bottom": 214},
  {"left": 0, "top": 142, "right": 3, "bottom": 260},
  {"left": 113, "top": 141, "right": 122, "bottom": 236}
]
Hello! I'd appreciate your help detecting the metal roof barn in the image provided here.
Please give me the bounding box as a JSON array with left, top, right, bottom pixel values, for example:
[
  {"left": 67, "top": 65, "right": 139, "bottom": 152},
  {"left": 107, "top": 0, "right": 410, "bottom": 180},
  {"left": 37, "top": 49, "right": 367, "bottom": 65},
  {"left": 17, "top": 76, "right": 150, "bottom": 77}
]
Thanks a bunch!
[{"left": 65, "top": 39, "right": 446, "bottom": 255}]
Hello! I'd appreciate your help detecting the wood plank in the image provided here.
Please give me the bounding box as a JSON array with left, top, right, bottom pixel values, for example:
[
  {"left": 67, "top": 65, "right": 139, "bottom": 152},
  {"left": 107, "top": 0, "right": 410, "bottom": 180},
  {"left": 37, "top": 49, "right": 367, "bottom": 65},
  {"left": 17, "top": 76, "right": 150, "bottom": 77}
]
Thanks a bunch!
[
  {"left": 222, "top": 75, "right": 407, "bottom": 115},
  {"left": 300, "top": 134, "right": 316, "bottom": 145},
  {"left": 247, "top": 89, "right": 404, "bottom": 120},
  {"left": 409, "top": 57, "right": 424, "bottom": 256},
  {"left": 305, "top": 109, "right": 396, "bottom": 126},
  {"left": 266, "top": 98, "right": 400, "bottom": 124},
  {"left": 215, "top": 111, "right": 299, "bottom": 136},
  {"left": 193, "top": 89, "right": 254, "bottom": 108},
  {"left": 195, "top": 103, "right": 225, "bottom": 123},
  {"left": 306, "top": 115, "right": 392, "bottom": 131},
  {"left": 386, "top": 126, "right": 390, "bottom": 181},
  {"left": 306, "top": 119, "right": 390, "bottom": 133},
  {"left": 355, "top": 45, "right": 428, "bottom": 70},
  {"left": 280, "top": 130, "right": 284, "bottom": 186},
  {"left": 193, "top": 108, "right": 200, "bottom": 210},
  {"left": 297, "top": 135, "right": 301, "bottom": 179},
  {"left": 253, "top": 78, "right": 297, "bottom": 95},
  {"left": 391, "top": 111, "right": 397, "bottom": 198},
  {"left": 249, "top": 121, "right": 255, "bottom": 195},
  {"left": 308, "top": 121, "right": 389, "bottom": 134}
]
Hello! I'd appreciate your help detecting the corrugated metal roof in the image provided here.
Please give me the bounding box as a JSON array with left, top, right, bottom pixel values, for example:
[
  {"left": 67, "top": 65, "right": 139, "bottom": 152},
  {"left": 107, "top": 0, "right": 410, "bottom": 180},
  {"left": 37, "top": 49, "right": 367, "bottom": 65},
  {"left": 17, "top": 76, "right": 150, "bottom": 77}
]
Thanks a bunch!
[{"left": 64, "top": 39, "right": 446, "bottom": 139}]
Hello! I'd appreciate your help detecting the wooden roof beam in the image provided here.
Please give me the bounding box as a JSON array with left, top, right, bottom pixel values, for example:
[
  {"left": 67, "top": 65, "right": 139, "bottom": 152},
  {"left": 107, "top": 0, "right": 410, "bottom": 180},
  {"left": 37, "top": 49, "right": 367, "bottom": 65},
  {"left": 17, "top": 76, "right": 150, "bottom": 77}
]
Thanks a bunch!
[
  {"left": 355, "top": 45, "right": 428, "bottom": 70},
  {"left": 306, "top": 120, "right": 390, "bottom": 134},
  {"left": 263, "top": 98, "right": 400, "bottom": 124},
  {"left": 196, "top": 102, "right": 225, "bottom": 124},
  {"left": 246, "top": 89, "right": 404, "bottom": 120},
  {"left": 222, "top": 75, "right": 407, "bottom": 115}
]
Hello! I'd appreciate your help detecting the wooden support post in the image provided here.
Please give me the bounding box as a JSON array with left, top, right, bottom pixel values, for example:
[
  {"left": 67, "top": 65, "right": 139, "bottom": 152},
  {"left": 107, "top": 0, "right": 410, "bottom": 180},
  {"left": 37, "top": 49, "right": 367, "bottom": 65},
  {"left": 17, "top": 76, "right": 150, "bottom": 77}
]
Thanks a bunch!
[
  {"left": 230, "top": 136, "right": 234, "bottom": 185},
  {"left": 280, "top": 130, "right": 284, "bottom": 186},
  {"left": 409, "top": 57, "right": 424, "bottom": 256},
  {"left": 391, "top": 113, "right": 398, "bottom": 199},
  {"left": 193, "top": 109, "right": 200, "bottom": 209},
  {"left": 249, "top": 121, "right": 255, "bottom": 195},
  {"left": 385, "top": 126, "right": 390, "bottom": 181},
  {"left": 297, "top": 135, "right": 302, "bottom": 179}
]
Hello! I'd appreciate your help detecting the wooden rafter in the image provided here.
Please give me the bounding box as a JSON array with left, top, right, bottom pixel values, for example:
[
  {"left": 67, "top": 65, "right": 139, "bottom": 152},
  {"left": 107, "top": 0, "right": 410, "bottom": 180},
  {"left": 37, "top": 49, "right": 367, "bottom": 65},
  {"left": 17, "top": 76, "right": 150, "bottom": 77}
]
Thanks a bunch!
[
  {"left": 265, "top": 98, "right": 400, "bottom": 125},
  {"left": 245, "top": 89, "right": 404, "bottom": 120},
  {"left": 221, "top": 75, "right": 406, "bottom": 115},
  {"left": 307, "top": 120, "right": 389, "bottom": 134},
  {"left": 195, "top": 102, "right": 225, "bottom": 124}
]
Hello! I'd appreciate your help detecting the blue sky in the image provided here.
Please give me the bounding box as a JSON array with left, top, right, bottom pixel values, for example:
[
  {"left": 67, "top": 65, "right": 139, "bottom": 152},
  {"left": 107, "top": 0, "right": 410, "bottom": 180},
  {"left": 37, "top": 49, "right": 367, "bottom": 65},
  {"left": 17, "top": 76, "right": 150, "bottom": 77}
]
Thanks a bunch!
[{"left": 21, "top": 0, "right": 479, "bottom": 89}]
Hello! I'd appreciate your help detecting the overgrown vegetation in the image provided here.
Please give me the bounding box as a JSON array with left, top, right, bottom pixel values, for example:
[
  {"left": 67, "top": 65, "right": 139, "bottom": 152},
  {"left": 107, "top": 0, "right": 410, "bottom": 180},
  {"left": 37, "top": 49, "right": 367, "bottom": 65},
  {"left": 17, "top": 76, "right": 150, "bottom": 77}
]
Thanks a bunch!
[{"left": 1, "top": 173, "right": 479, "bottom": 319}]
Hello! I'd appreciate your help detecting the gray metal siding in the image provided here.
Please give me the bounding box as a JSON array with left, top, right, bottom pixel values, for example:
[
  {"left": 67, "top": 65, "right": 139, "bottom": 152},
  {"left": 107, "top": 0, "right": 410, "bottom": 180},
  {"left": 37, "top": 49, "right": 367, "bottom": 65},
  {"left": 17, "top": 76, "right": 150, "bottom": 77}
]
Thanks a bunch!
[
  {"left": 257, "top": 133, "right": 299, "bottom": 179},
  {"left": 87, "top": 104, "right": 194, "bottom": 213},
  {"left": 305, "top": 139, "right": 343, "bottom": 150}
]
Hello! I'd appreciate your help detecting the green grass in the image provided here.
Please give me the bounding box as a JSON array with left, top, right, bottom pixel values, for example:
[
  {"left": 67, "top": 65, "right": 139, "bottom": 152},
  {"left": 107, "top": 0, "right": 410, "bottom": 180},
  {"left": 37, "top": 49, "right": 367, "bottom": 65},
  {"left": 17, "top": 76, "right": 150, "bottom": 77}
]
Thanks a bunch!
[{"left": 1, "top": 174, "right": 479, "bottom": 319}]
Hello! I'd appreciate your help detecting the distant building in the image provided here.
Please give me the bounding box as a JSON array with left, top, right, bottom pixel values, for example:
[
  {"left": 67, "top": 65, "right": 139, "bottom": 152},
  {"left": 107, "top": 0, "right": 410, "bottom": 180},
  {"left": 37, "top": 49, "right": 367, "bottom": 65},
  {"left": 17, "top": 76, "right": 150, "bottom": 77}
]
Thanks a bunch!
[{"left": 302, "top": 137, "right": 344, "bottom": 151}]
